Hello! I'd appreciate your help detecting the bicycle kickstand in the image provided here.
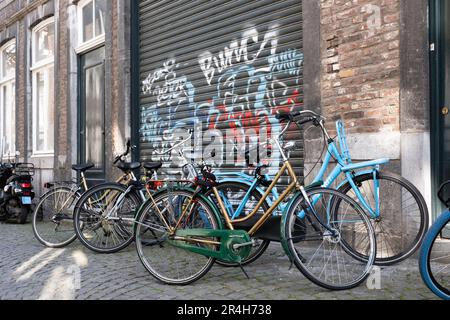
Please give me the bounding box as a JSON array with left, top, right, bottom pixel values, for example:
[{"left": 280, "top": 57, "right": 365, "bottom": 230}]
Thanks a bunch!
[{"left": 239, "top": 263, "right": 250, "bottom": 280}]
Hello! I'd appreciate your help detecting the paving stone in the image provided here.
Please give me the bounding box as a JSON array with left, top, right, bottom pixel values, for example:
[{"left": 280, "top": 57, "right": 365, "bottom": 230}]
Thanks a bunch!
[{"left": 0, "top": 223, "right": 440, "bottom": 300}]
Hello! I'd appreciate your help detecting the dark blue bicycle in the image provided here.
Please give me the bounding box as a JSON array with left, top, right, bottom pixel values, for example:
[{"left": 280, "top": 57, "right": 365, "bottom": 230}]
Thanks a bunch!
[{"left": 419, "top": 181, "right": 450, "bottom": 300}]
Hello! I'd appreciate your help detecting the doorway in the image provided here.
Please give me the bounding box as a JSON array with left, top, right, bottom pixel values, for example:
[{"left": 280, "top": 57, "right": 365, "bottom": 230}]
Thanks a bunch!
[{"left": 78, "top": 46, "right": 106, "bottom": 185}]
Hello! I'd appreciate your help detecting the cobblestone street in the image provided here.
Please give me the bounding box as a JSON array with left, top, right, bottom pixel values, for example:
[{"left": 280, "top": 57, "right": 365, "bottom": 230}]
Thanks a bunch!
[{"left": 0, "top": 223, "right": 437, "bottom": 300}]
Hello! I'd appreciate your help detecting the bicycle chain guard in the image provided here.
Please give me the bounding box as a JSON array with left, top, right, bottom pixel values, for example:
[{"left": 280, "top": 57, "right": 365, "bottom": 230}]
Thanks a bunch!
[{"left": 167, "top": 229, "right": 252, "bottom": 263}]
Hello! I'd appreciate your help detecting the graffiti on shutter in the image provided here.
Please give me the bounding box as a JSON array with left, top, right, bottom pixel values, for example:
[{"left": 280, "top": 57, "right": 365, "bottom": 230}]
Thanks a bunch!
[{"left": 139, "top": 2, "right": 303, "bottom": 180}]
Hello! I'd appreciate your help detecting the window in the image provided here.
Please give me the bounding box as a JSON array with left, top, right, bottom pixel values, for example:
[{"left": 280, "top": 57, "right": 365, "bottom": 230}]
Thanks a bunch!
[
  {"left": 78, "top": 0, "right": 106, "bottom": 47},
  {"left": 0, "top": 40, "right": 16, "bottom": 158},
  {"left": 32, "top": 18, "right": 55, "bottom": 155}
]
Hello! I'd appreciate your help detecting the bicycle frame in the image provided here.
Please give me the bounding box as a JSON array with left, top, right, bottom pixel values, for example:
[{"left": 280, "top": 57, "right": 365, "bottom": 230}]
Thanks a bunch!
[
  {"left": 52, "top": 171, "right": 90, "bottom": 212},
  {"left": 168, "top": 119, "right": 339, "bottom": 242},
  {"left": 312, "top": 136, "right": 388, "bottom": 218},
  {"left": 103, "top": 170, "right": 192, "bottom": 222},
  {"left": 172, "top": 158, "right": 334, "bottom": 241},
  {"left": 215, "top": 120, "right": 389, "bottom": 220},
  {"left": 101, "top": 171, "right": 155, "bottom": 221}
]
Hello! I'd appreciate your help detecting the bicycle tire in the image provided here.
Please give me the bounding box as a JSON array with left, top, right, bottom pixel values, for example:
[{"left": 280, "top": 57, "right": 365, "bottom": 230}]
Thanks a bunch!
[
  {"left": 204, "top": 181, "right": 271, "bottom": 267},
  {"left": 419, "top": 210, "right": 450, "bottom": 300},
  {"left": 339, "top": 171, "right": 428, "bottom": 266},
  {"left": 73, "top": 183, "right": 142, "bottom": 254},
  {"left": 32, "top": 186, "right": 80, "bottom": 248}
]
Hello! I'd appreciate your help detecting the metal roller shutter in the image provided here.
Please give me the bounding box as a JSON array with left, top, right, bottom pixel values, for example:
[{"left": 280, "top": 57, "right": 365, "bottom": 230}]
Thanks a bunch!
[{"left": 138, "top": 0, "right": 304, "bottom": 183}]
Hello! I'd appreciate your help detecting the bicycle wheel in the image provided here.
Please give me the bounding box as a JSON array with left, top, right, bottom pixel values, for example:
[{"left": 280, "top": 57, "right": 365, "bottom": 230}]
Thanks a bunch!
[
  {"left": 73, "top": 183, "right": 141, "bottom": 253},
  {"left": 419, "top": 210, "right": 450, "bottom": 300},
  {"left": 205, "top": 181, "right": 270, "bottom": 267},
  {"left": 339, "top": 171, "right": 428, "bottom": 265},
  {"left": 32, "top": 186, "right": 80, "bottom": 248},
  {"left": 135, "top": 188, "right": 219, "bottom": 285},
  {"left": 283, "top": 187, "right": 376, "bottom": 290}
]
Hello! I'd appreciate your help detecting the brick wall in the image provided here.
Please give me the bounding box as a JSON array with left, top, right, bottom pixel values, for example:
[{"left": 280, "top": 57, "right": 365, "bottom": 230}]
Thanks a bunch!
[
  {"left": 320, "top": 0, "right": 401, "bottom": 136},
  {"left": 0, "top": 0, "right": 19, "bottom": 31},
  {"left": 16, "top": 19, "right": 26, "bottom": 157},
  {"left": 107, "top": 0, "right": 132, "bottom": 180},
  {"left": 54, "top": 1, "right": 70, "bottom": 180}
]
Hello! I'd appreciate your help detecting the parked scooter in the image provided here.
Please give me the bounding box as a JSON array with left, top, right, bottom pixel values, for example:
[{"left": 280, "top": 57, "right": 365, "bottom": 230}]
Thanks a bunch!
[{"left": 0, "top": 152, "right": 35, "bottom": 224}]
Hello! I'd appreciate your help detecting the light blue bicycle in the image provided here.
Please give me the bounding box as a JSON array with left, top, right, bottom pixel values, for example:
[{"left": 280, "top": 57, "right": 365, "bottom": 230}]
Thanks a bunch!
[
  {"left": 419, "top": 181, "right": 450, "bottom": 300},
  {"left": 213, "top": 110, "right": 428, "bottom": 266}
]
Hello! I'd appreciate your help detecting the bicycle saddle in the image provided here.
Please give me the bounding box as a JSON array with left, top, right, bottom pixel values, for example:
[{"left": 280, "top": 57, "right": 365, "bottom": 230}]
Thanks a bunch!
[
  {"left": 117, "top": 162, "right": 141, "bottom": 172},
  {"left": 144, "top": 162, "right": 163, "bottom": 170},
  {"left": 72, "top": 163, "right": 95, "bottom": 172}
]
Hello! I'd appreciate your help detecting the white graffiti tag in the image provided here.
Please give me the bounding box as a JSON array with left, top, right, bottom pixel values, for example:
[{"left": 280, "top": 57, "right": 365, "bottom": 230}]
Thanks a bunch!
[
  {"left": 198, "top": 24, "right": 279, "bottom": 85},
  {"left": 142, "top": 58, "right": 194, "bottom": 108}
]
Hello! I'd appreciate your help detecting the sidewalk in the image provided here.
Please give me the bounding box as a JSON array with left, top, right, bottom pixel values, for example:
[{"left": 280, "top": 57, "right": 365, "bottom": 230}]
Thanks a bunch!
[{"left": 0, "top": 223, "right": 437, "bottom": 300}]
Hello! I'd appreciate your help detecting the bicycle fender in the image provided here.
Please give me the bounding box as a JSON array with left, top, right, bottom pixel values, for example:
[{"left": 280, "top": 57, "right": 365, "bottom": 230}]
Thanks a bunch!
[
  {"left": 336, "top": 169, "right": 379, "bottom": 190},
  {"left": 190, "top": 187, "right": 225, "bottom": 230},
  {"left": 279, "top": 191, "right": 305, "bottom": 261},
  {"left": 279, "top": 184, "right": 325, "bottom": 261}
]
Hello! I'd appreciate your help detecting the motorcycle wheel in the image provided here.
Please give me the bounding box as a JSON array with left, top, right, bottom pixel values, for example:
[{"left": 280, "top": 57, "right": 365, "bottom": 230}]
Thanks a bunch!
[{"left": 18, "top": 205, "right": 29, "bottom": 224}]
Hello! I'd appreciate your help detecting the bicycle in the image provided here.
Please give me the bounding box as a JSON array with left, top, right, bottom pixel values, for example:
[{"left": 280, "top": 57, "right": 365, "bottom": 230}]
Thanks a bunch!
[
  {"left": 419, "top": 181, "right": 450, "bottom": 300},
  {"left": 32, "top": 140, "right": 154, "bottom": 249},
  {"left": 72, "top": 138, "right": 191, "bottom": 254},
  {"left": 213, "top": 110, "right": 428, "bottom": 266},
  {"left": 134, "top": 112, "right": 377, "bottom": 290},
  {"left": 32, "top": 163, "right": 94, "bottom": 248}
]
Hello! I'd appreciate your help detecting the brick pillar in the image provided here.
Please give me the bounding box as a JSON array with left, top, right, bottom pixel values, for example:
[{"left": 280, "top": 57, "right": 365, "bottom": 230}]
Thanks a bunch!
[
  {"left": 54, "top": 0, "right": 70, "bottom": 180},
  {"left": 319, "top": 0, "right": 401, "bottom": 164},
  {"left": 16, "top": 19, "right": 26, "bottom": 159},
  {"left": 106, "top": 0, "right": 132, "bottom": 180}
]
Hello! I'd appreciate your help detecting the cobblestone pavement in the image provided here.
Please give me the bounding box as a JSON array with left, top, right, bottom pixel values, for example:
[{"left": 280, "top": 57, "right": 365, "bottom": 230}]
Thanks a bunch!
[{"left": 0, "top": 223, "right": 438, "bottom": 300}]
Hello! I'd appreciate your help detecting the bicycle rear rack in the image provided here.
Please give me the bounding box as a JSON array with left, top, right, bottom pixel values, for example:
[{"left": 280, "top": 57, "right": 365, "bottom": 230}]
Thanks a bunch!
[{"left": 14, "top": 163, "right": 35, "bottom": 176}]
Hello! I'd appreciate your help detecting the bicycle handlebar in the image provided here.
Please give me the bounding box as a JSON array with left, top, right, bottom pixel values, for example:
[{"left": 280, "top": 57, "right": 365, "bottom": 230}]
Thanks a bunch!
[
  {"left": 275, "top": 109, "right": 330, "bottom": 141},
  {"left": 113, "top": 139, "right": 136, "bottom": 164},
  {"left": 275, "top": 110, "right": 324, "bottom": 138},
  {"left": 275, "top": 109, "right": 321, "bottom": 120}
]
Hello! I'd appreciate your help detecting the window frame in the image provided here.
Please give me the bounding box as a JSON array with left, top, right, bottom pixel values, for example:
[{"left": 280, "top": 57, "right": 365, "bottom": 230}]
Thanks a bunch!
[
  {"left": 31, "top": 18, "right": 55, "bottom": 157},
  {"left": 0, "top": 39, "right": 16, "bottom": 159},
  {"left": 76, "top": 0, "right": 106, "bottom": 54},
  {"left": 31, "top": 17, "right": 55, "bottom": 72}
]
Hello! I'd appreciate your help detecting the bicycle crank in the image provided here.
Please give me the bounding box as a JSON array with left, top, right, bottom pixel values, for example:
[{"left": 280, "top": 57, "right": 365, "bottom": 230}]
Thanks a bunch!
[{"left": 167, "top": 229, "right": 252, "bottom": 263}]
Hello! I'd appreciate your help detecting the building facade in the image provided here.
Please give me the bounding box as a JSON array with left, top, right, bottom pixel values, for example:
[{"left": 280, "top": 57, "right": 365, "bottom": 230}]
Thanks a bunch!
[
  {"left": 0, "top": 0, "right": 132, "bottom": 195},
  {"left": 0, "top": 0, "right": 446, "bottom": 219}
]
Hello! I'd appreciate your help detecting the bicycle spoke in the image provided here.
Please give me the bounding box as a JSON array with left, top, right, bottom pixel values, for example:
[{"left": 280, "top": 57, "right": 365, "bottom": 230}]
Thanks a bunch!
[{"left": 286, "top": 188, "right": 376, "bottom": 290}]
